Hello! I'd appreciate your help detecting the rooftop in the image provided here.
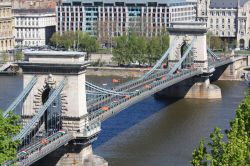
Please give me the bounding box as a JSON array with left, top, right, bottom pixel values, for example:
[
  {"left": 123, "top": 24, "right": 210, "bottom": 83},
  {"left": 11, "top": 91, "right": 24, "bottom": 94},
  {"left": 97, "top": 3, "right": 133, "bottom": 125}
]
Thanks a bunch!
[
  {"left": 210, "top": 0, "right": 249, "bottom": 8},
  {"left": 23, "top": 50, "right": 87, "bottom": 64},
  {"left": 13, "top": 8, "right": 55, "bottom": 14},
  {"left": 60, "top": 0, "right": 196, "bottom": 6},
  {"left": 24, "top": 50, "right": 86, "bottom": 57}
]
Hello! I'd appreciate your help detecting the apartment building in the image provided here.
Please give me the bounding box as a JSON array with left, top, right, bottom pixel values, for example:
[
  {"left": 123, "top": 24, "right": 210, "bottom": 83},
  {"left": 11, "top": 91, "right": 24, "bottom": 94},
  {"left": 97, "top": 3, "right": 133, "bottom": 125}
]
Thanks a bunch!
[
  {"left": 14, "top": 9, "right": 56, "bottom": 47},
  {"left": 56, "top": 0, "right": 197, "bottom": 44},
  {"left": 197, "top": 0, "right": 250, "bottom": 49},
  {"left": 0, "top": 0, "right": 14, "bottom": 51}
]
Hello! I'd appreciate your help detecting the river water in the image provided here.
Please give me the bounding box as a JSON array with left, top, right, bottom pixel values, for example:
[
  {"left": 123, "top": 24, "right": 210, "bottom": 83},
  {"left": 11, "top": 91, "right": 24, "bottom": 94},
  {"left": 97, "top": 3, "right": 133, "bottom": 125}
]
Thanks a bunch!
[{"left": 0, "top": 75, "right": 247, "bottom": 166}]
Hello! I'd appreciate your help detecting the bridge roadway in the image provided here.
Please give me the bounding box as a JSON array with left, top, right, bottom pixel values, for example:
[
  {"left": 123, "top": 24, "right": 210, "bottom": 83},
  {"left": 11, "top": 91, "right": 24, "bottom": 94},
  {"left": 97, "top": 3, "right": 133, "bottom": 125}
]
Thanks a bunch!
[
  {"left": 87, "top": 68, "right": 171, "bottom": 112},
  {"left": 88, "top": 68, "right": 203, "bottom": 123},
  {"left": 6, "top": 55, "right": 243, "bottom": 166}
]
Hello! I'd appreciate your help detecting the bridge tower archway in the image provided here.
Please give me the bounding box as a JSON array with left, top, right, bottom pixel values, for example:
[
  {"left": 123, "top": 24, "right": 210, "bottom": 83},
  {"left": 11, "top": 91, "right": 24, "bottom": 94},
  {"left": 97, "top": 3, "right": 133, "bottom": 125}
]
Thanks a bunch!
[
  {"left": 240, "top": 39, "right": 245, "bottom": 49},
  {"left": 168, "top": 22, "right": 208, "bottom": 72},
  {"left": 180, "top": 41, "right": 194, "bottom": 69},
  {"left": 41, "top": 87, "right": 50, "bottom": 132}
]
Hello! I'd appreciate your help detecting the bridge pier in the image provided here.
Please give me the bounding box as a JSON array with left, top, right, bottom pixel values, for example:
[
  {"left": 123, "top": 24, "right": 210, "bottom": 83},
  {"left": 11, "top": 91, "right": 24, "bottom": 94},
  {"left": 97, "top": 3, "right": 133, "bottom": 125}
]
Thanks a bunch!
[
  {"left": 34, "top": 143, "right": 108, "bottom": 166},
  {"left": 156, "top": 76, "right": 221, "bottom": 99}
]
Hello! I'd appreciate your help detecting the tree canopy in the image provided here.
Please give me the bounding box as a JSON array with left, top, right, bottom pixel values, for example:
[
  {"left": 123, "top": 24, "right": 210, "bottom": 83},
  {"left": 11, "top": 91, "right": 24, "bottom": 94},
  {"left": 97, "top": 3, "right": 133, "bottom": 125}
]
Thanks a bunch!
[
  {"left": 112, "top": 32, "right": 170, "bottom": 66},
  {"left": 191, "top": 91, "right": 250, "bottom": 166},
  {"left": 0, "top": 111, "right": 21, "bottom": 164},
  {"left": 49, "top": 31, "right": 99, "bottom": 54}
]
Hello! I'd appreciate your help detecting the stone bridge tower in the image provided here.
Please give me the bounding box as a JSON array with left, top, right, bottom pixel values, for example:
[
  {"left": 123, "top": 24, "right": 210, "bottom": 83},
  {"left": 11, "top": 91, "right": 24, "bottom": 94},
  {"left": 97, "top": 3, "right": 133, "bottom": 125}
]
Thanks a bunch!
[
  {"left": 161, "top": 22, "right": 222, "bottom": 99},
  {"left": 19, "top": 51, "right": 106, "bottom": 165},
  {"left": 19, "top": 51, "right": 90, "bottom": 138},
  {"left": 168, "top": 22, "right": 209, "bottom": 72}
]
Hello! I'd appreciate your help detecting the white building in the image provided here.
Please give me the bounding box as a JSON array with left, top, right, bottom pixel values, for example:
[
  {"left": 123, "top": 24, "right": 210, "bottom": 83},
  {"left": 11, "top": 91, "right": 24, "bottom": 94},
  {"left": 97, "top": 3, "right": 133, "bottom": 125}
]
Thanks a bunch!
[
  {"left": 197, "top": 0, "right": 250, "bottom": 49},
  {"left": 57, "top": 0, "right": 197, "bottom": 44},
  {"left": 14, "top": 9, "right": 56, "bottom": 47}
]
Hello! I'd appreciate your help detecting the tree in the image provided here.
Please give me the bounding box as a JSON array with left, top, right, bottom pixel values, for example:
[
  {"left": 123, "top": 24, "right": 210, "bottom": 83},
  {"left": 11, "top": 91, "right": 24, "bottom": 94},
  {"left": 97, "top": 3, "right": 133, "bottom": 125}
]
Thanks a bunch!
[
  {"left": 0, "top": 111, "right": 21, "bottom": 164},
  {"left": 207, "top": 128, "right": 225, "bottom": 165},
  {"left": 206, "top": 31, "right": 213, "bottom": 48},
  {"left": 127, "top": 32, "right": 138, "bottom": 63},
  {"left": 78, "top": 32, "right": 99, "bottom": 55},
  {"left": 191, "top": 139, "right": 208, "bottom": 166},
  {"left": 15, "top": 51, "right": 23, "bottom": 61},
  {"left": 210, "top": 36, "right": 222, "bottom": 50},
  {"left": 147, "top": 36, "right": 161, "bottom": 66},
  {"left": 1, "top": 52, "right": 9, "bottom": 63},
  {"left": 161, "top": 32, "right": 170, "bottom": 54},
  {"left": 50, "top": 32, "right": 62, "bottom": 48},
  {"left": 191, "top": 91, "right": 250, "bottom": 166},
  {"left": 113, "top": 35, "right": 130, "bottom": 65},
  {"left": 135, "top": 36, "right": 147, "bottom": 66},
  {"left": 62, "top": 31, "right": 75, "bottom": 50},
  {"left": 222, "top": 39, "right": 229, "bottom": 53}
]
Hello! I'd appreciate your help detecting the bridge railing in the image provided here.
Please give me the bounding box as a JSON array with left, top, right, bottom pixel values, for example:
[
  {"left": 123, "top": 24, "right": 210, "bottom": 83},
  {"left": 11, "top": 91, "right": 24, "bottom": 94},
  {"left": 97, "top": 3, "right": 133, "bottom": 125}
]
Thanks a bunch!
[
  {"left": 3, "top": 131, "right": 73, "bottom": 166},
  {"left": 17, "top": 133, "right": 74, "bottom": 166}
]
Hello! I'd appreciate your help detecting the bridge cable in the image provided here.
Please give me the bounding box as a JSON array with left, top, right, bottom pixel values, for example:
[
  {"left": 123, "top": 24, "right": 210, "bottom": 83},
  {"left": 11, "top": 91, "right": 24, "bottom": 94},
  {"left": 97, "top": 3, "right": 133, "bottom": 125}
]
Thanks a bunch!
[
  {"left": 141, "top": 36, "right": 177, "bottom": 79},
  {"left": 168, "top": 37, "right": 197, "bottom": 75},
  {"left": 3, "top": 76, "right": 38, "bottom": 118}
]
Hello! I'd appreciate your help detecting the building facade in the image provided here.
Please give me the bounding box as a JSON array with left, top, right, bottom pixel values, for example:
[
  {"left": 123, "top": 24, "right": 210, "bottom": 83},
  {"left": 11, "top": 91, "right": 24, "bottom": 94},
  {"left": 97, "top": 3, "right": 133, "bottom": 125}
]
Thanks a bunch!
[
  {"left": 14, "top": 9, "right": 56, "bottom": 47},
  {"left": 197, "top": 0, "right": 250, "bottom": 49},
  {"left": 0, "top": 0, "right": 14, "bottom": 52},
  {"left": 56, "top": 0, "right": 197, "bottom": 44}
]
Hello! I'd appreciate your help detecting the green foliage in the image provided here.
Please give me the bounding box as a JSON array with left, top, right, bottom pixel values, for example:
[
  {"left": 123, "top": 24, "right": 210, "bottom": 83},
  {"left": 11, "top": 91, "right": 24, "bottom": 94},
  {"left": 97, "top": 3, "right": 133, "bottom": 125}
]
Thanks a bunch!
[
  {"left": 78, "top": 32, "right": 99, "bottom": 54},
  {"left": 0, "top": 111, "right": 21, "bottom": 164},
  {"left": 15, "top": 51, "right": 23, "bottom": 61},
  {"left": 1, "top": 52, "right": 9, "bottom": 62},
  {"left": 49, "top": 31, "right": 99, "bottom": 53},
  {"left": 206, "top": 31, "right": 213, "bottom": 48},
  {"left": 113, "top": 33, "right": 170, "bottom": 66},
  {"left": 191, "top": 91, "right": 250, "bottom": 166},
  {"left": 161, "top": 32, "right": 170, "bottom": 53},
  {"left": 113, "top": 35, "right": 130, "bottom": 65},
  {"left": 147, "top": 36, "right": 162, "bottom": 65},
  {"left": 210, "top": 36, "right": 222, "bottom": 50},
  {"left": 50, "top": 32, "right": 62, "bottom": 48},
  {"left": 191, "top": 139, "right": 208, "bottom": 166}
]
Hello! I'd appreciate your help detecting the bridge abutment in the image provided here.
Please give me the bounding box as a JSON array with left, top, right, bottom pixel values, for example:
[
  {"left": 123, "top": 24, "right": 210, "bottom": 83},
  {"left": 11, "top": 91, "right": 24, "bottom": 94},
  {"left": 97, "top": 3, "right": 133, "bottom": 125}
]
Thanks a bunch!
[{"left": 212, "top": 57, "right": 248, "bottom": 81}]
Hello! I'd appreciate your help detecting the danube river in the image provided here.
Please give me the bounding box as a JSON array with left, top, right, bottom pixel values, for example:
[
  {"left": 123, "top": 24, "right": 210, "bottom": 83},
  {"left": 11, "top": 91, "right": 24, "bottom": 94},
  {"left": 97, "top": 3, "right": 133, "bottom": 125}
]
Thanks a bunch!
[{"left": 0, "top": 75, "right": 247, "bottom": 166}]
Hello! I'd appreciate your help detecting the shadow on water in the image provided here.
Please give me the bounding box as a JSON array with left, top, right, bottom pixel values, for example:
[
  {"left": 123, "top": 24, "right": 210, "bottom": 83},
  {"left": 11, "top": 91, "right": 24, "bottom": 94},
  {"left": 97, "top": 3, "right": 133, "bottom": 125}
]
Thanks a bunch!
[{"left": 93, "top": 96, "right": 180, "bottom": 149}]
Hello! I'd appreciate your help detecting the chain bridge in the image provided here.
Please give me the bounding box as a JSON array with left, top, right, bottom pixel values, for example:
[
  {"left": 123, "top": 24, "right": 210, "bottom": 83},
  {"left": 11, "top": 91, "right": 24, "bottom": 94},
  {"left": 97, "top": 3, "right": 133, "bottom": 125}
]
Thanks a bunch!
[{"left": 2, "top": 22, "right": 249, "bottom": 166}]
